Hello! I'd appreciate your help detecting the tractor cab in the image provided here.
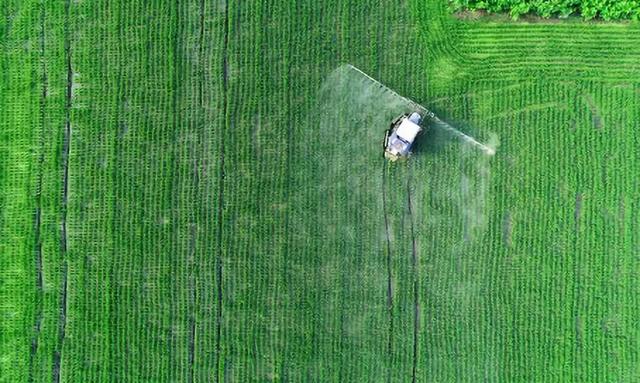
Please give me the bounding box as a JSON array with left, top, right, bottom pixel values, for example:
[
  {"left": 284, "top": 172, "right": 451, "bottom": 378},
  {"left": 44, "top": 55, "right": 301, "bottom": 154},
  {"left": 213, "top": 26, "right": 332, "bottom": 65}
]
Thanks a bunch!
[{"left": 384, "top": 112, "right": 423, "bottom": 161}]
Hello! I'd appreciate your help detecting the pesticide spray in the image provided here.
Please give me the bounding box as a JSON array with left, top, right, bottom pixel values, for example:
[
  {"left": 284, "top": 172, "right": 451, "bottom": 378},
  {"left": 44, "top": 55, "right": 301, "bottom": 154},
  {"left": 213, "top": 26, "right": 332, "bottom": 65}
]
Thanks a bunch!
[
  {"left": 308, "top": 65, "right": 497, "bottom": 330},
  {"left": 344, "top": 64, "right": 496, "bottom": 157},
  {"left": 316, "top": 64, "right": 497, "bottom": 246}
]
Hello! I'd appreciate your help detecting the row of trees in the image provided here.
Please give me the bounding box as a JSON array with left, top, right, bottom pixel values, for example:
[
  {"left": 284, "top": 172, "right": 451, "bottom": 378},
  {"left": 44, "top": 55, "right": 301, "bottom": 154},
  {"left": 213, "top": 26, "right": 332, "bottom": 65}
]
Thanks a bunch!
[{"left": 451, "top": 0, "right": 640, "bottom": 21}]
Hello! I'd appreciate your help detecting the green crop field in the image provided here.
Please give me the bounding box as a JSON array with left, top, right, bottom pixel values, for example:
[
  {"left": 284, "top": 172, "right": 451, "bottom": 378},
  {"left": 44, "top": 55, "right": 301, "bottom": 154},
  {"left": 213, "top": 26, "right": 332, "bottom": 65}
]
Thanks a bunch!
[{"left": 2, "top": 0, "right": 640, "bottom": 382}]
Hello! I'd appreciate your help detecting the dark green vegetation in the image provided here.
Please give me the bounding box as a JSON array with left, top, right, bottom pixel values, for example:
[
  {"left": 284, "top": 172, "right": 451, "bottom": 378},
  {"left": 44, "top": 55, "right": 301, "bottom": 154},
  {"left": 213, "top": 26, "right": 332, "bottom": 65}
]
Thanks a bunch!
[
  {"left": 2, "top": 0, "right": 640, "bottom": 381},
  {"left": 451, "top": 0, "right": 640, "bottom": 20}
]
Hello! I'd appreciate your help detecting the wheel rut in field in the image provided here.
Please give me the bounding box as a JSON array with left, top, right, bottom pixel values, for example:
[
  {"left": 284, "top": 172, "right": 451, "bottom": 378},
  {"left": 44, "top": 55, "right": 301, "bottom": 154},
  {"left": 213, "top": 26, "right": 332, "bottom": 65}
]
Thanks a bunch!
[
  {"left": 188, "top": 275, "right": 197, "bottom": 383},
  {"left": 52, "top": 266, "right": 68, "bottom": 383},
  {"left": 574, "top": 192, "right": 583, "bottom": 231},
  {"left": 30, "top": 202, "right": 43, "bottom": 383},
  {"left": 188, "top": 218, "right": 197, "bottom": 383},
  {"left": 186, "top": 0, "right": 208, "bottom": 379},
  {"left": 406, "top": 169, "right": 420, "bottom": 383},
  {"left": 108, "top": 3, "right": 127, "bottom": 378},
  {"left": 214, "top": 1, "right": 230, "bottom": 381},
  {"left": 583, "top": 94, "right": 604, "bottom": 130},
  {"left": 53, "top": 1, "right": 73, "bottom": 381},
  {"left": 502, "top": 211, "right": 513, "bottom": 247},
  {"left": 381, "top": 163, "right": 394, "bottom": 382},
  {"left": 278, "top": 5, "right": 295, "bottom": 376},
  {"left": 170, "top": 0, "right": 181, "bottom": 376},
  {"left": 29, "top": 6, "right": 47, "bottom": 381}
]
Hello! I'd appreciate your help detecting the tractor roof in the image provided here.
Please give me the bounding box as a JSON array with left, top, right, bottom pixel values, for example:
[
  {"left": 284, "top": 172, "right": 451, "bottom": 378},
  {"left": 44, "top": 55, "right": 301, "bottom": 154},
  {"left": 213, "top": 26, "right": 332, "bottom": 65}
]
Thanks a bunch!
[{"left": 396, "top": 118, "right": 421, "bottom": 142}]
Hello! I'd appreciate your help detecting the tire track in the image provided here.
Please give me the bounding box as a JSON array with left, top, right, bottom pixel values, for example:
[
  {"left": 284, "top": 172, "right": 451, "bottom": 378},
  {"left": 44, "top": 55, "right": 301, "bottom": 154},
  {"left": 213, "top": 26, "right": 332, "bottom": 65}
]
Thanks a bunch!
[
  {"left": 169, "top": 1, "right": 181, "bottom": 378},
  {"left": 188, "top": 219, "right": 197, "bottom": 383},
  {"left": 188, "top": 224, "right": 197, "bottom": 383},
  {"left": 381, "top": 162, "right": 394, "bottom": 383},
  {"left": 53, "top": 0, "right": 73, "bottom": 380},
  {"left": 109, "top": 2, "right": 125, "bottom": 380},
  {"left": 187, "top": 1, "right": 207, "bottom": 381},
  {"left": 214, "top": 1, "right": 230, "bottom": 381},
  {"left": 278, "top": 0, "right": 295, "bottom": 376},
  {"left": 406, "top": 168, "right": 419, "bottom": 383},
  {"left": 28, "top": 3, "right": 47, "bottom": 381},
  {"left": 29, "top": 205, "right": 43, "bottom": 383}
]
